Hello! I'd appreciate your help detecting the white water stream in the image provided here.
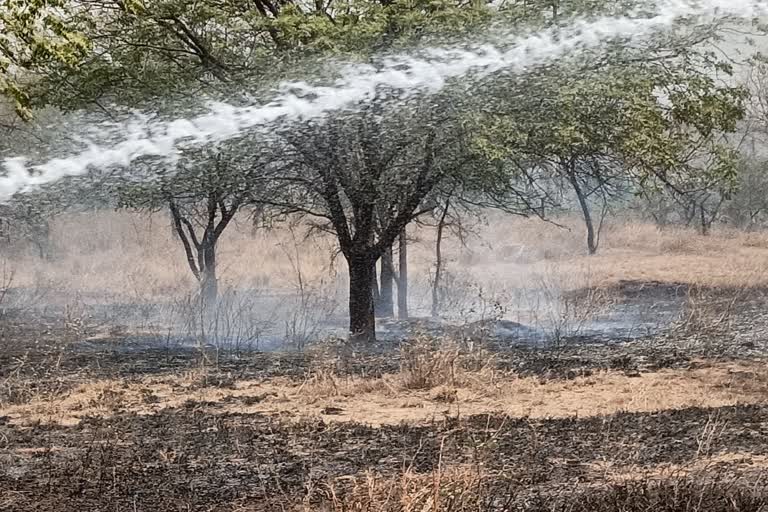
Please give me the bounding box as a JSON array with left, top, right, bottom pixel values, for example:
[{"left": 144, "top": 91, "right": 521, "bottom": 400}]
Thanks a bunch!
[{"left": 1, "top": 0, "right": 766, "bottom": 200}]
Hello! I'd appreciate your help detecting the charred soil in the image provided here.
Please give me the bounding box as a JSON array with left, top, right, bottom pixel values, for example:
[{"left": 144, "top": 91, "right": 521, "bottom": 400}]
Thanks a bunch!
[{"left": 1, "top": 281, "right": 768, "bottom": 511}]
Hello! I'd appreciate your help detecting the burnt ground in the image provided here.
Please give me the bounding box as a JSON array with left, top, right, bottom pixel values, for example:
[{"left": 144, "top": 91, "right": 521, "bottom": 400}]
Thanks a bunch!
[
  {"left": 1, "top": 280, "right": 768, "bottom": 511},
  {"left": 2, "top": 405, "right": 768, "bottom": 511}
]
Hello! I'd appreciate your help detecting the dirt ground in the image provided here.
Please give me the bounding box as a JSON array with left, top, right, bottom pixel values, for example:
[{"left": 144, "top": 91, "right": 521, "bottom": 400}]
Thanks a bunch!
[{"left": 0, "top": 279, "right": 767, "bottom": 511}]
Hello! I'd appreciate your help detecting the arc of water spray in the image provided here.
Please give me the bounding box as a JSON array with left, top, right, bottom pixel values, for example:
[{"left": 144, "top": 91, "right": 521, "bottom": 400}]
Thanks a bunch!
[{"left": 1, "top": 0, "right": 765, "bottom": 201}]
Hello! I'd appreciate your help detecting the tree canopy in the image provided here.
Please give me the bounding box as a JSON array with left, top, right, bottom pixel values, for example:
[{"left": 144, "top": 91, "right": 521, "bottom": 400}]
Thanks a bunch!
[
  {"left": 473, "top": 56, "right": 747, "bottom": 252},
  {"left": 0, "top": 0, "right": 88, "bottom": 118}
]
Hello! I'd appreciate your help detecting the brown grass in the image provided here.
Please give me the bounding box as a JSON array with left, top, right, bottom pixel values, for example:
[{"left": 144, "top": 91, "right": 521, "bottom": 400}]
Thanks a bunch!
[
  {"left": 4, "top": 211, "right": 339, "bottom": 302},
  {"left": 309, "top": 465, "right": 496, "bottom": 512},
  {"left": 3, "top": 360, "right": 766, "bottom": 428},
  {"left": 238, "top": 466, "right": 768, "bottom": 512},
  {"left": 5, "top": 211, "right": 768, "bottom": 512},
  {"left": 5, "top": 211, "right": 768, "bottom": 308},
  {"left": 588, "top": 452, "right": 768, "bottom": 485}
]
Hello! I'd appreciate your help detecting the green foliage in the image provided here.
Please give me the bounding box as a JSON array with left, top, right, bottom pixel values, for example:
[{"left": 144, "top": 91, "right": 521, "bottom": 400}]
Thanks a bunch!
[
  {"left": 0, "top": 0, "right": 89, "bottom": 118},
  {"left": 34, "top": 0, "right": 495, "bottom": 110},
  {"left": 474, "top": 57, "right": 748, "bottom": 198},
  {"left": 116, "top": 137, "right": 269, "bottom": 212}
]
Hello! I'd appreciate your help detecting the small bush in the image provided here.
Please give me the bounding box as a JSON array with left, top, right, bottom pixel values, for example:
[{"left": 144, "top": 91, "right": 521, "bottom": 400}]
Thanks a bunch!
[{"left": 399, "top": 337, "right": 460, "bottom": 390}]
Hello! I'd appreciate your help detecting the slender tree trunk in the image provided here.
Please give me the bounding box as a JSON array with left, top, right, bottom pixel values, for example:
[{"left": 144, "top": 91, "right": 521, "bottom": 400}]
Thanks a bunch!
[
  {"left": 700, "top": 204, "right": 709, "bottom": 236},
  {"left": 199, "top": 238, "right": 218, "bottom": 308},
  {"left": 348, "top": 252, "right": 376, "bottom": 343},
  {"left": 376, "top": 247, "right": 395, "bottom": 317},
  {"left": 34, "top": 235, "right": 50, "bottom": 261},
  {"left": 568, "top": 170, "right": 597, "bottom": 255},
  {"left": 33, "top": 219, "right": 52, "bottom": 261},
  {"left": 397, "top": 230, "right": 409, "bottom": 319},
  {"left": 168, "top": 196, "right": 239, "bottom": 313},
  {"left": 371, "top": 263, "right": 380, "bottom": 308},
  {"left": 431, "top": 199, "right": 450, "bottom": 318}
]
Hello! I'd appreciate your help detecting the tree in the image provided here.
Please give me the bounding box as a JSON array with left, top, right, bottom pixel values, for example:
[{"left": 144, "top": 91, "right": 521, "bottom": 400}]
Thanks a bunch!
[
  {"left": 34, "top": 0, "right": 492, "bottom": 110},
  {"left": 425, "top": 187, "right": 475, "bottom": 318},
  {"left": 270, "top": 84, "right": 551, "bottom": 341},
  {"left": 475, "top": 59, "right": 746, "bottom": 252},
  {"left": 278, "top": 107, "right": 444, "bottom": 341},
  {"left": 720, "top": 157, "right": 768, "bottom": 229},
  {"left": 375, "top": 236, "right": 396, "bottom": 318},
  {"left": 0, "top": 106, "right": 118, "bottom": 258},
  {"left": 117, "top": 138, "right": 275, "bottom": 306},
  {"left": 271, "top": 96, "right": 480, "bottom": 341},
  {"left": 396, "top": 229, "right": 408, "bottom": 319}
]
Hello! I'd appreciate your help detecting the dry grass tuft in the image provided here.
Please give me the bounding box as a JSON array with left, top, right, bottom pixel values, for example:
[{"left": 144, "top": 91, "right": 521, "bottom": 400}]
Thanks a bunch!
[
  {"left": 659, "top": 231, "right": 704, "bottom": 254},
  {"left": 673, "top": 285, "right": 742, "bottom": 339},
  {"left": 539, "top": 476, "right": 768, "bottom": 512},
  {"left": 399, "top": 338, "right": 462, "bottom": 390},
  {"left": 299, "top": 466, "right": 767, "bottom": 512},
  {"left": 309, "top": 465, "right": 503, "bottom": 512}
]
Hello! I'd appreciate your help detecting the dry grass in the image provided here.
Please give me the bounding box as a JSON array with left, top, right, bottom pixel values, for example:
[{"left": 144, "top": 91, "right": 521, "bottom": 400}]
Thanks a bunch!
[
  {"left": 452, "top": 213, "right": 768, "bottom": 291},
  {"left": 5, "top": 211, "right": 768, "bottom": 310},
  {"left": 673, "top": 285, "right": 744, "bottom": 338},
  {"left": 308, "top": 465, "right": 499, "bottom": 512},
  {"left": 5, "top": 211, "right": 339, "bottom": 302},
  {"left": 3, "top": 359, "right": 766, "bottom": 428},
  {"left": 5, "top": 211, "right": 768, "bottom": 512},
  {"left": 589, "top": 452, "right": 768, "bottom": 486},
  {"left": 241, "top": 457, "right": 768, "bottom": 512}
]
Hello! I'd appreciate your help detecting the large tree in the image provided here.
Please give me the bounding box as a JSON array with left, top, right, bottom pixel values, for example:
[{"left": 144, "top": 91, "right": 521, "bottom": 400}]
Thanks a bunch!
[
  {"left": 277, "top": 101, "right": 468, "bottom": 341},
  {"left": 269, "top": 92, "right": 544, "bottom": 341}
]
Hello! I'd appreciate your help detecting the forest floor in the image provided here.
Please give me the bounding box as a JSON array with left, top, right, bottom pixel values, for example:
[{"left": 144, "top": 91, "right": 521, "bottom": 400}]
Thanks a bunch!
[{"left": 1, "top": 278, "right": 768, "bottom": 511}]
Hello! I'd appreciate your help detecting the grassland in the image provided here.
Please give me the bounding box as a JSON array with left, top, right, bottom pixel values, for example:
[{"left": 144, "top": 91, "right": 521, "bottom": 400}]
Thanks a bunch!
[{"left": 1, "top": 212, "right": 768, "bottom": 511}]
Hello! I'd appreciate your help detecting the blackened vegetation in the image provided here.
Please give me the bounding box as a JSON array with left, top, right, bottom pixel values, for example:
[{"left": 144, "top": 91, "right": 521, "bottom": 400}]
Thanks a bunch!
[{"left": 2, "top": 405, "right": 767, "bottom": 511}]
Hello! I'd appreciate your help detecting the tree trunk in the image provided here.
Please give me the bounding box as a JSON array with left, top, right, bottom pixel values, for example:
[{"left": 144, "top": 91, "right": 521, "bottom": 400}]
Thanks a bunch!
[
  {"left": 199, "top": 236, "right": 218, "bottom": 307},
  {"left": 397, "top": 230, "right": 409, "bottom": 319},
  {"left": 376, "top": 247, "right": 395, "bottom": 317},
  {"left": 431, "top": 199, "right": 450, "bottom": 318},
  {"left": 700, "top": 204, "right": 709, "bottom": 236},
  {"left": 33, "top": 219, "right": 52, "bottom": 260},
  {"left": 371, "top": 263, "right": 380, "bottom": 308},
  {"left": 348, "top": 252, "right": 376, "bottom": 343},
  {"left": 568, "top": 171, "right": 597, "bottom": 255}
]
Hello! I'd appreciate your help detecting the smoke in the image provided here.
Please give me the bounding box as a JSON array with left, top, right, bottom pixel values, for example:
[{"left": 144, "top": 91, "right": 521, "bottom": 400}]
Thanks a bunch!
[{"left": 1, "top": 0, "right": 765, "bottom": 201}]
